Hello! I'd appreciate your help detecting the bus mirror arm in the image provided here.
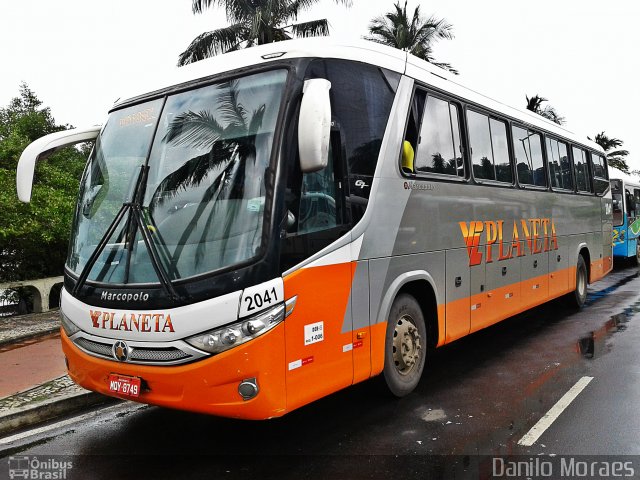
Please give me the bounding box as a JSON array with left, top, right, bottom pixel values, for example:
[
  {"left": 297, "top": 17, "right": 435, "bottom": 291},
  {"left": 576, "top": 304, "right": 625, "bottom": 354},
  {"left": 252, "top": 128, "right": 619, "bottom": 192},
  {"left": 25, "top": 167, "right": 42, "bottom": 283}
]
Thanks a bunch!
[
  {"left": 298, "top": 79, "right": 331, "bottom": 173},
  {"left": 16, "top": 125, "right": 102, "bottom": 203}
]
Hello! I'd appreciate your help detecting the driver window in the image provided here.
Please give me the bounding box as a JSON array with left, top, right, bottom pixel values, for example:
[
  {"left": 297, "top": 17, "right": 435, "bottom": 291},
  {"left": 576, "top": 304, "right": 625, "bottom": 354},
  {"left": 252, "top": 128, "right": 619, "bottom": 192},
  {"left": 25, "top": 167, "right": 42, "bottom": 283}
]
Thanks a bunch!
[
  {"left": 286, "top": 137, "right": 344, "bottom": 236},
  {"left": 280, "top": 131, "right": 348, "bottom": 272},
  {"left": 298, "top": 144, "right": 339, "bottom": 234}
]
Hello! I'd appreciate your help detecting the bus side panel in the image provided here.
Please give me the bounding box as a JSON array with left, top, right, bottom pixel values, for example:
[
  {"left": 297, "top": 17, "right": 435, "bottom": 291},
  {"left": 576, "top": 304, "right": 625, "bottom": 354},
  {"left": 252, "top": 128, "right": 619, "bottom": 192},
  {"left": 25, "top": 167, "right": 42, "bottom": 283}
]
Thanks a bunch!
[
  {"left": 368, "top": 252, "right": 445, "bottom": 376},
  {"left": 520, "top": 244, "right": 549, "bottom": 310},
  {"left": 350, "top": 260, "right": 372, "bottom": 384},
  {"left": 549, "top": 240, "right": 570, "bottom": 298},
  {"left": 471, "top": 242, "right": 521, "bottom": 333},
  {"left": 283, "top": 262, "right": 355, "bottom": 413},
  {"left": 445, "top": 248, "right": 470, "bottom": 342}
]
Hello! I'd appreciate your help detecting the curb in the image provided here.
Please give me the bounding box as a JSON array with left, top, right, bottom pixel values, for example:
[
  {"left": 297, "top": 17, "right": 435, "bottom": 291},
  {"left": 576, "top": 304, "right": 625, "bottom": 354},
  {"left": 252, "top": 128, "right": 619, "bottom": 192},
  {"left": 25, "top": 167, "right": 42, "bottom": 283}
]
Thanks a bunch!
[
  {"left": 0, "top": 389, "right": 119, "bottom": 438},
  {"left": 0, "top": 326, "right": 60, "bottom": 349}
]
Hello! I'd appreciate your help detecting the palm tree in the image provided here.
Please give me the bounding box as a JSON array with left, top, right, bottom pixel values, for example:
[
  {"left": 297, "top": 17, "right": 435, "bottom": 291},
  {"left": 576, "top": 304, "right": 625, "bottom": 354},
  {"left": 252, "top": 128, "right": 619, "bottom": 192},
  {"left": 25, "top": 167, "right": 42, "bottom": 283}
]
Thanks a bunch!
[
  {"left": 178, "top": 0, "right": 352, "bottom": 66},
  {"left": 364, "top": 1, "right": 458, "bottom": 75},
  {"left": 590, "top": 131, "right": 630, "bottom": 173},
  {"left": 150, "top": 79, "right": 267, "bottom": 267},
  {"left": 525, "top": 94, "right": 565, "bottom": 125}
]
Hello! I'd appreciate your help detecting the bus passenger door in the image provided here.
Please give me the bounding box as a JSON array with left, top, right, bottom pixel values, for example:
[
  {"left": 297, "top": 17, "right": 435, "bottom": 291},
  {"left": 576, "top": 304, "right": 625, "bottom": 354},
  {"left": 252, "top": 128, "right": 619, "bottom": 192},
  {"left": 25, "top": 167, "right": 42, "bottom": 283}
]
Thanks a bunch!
[
  {"left": 626, "top": 188, "right": 640, "bottom": 258},
  {"left": 445, "top": 248, "right": 472, "bottom": 342}
]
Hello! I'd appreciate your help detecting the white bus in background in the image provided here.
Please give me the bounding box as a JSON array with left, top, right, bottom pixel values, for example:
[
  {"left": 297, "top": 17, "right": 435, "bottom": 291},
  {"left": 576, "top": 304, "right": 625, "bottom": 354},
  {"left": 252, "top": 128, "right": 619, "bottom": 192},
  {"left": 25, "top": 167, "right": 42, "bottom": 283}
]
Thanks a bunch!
[{"left": 17, "top": 39, "right": 612, "bottom": 419}]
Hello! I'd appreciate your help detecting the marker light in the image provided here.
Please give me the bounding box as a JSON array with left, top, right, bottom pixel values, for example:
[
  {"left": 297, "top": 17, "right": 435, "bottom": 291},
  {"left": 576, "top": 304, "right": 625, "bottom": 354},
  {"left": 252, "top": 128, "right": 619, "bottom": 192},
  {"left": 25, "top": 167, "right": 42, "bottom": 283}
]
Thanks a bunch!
[
  {"left": 185, "top": 303, "right": 285, "bottom": 355},
  {"left": 60, "top": 309, "right": 81, "bottom": 337}
]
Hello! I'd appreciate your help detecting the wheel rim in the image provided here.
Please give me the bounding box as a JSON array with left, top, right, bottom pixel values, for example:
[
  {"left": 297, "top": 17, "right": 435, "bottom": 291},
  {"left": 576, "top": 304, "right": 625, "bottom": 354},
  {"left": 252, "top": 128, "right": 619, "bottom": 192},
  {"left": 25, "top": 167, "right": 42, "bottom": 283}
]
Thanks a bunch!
[
  {"left": 577, "top": 265, "right": 587, "bottom": 299},
  {"left": 392, "top": 314, "right": 422, "bottom": 376}
]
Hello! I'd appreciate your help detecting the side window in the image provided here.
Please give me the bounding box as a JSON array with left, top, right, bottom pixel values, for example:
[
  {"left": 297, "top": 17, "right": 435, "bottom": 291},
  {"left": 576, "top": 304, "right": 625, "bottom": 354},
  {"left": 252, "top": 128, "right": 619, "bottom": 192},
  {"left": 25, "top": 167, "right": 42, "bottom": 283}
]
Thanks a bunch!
[
  {"left": 297, "top": 144, "right": 340, "bottom": 235},
  {"left": 572, "top": 147, "right": 591, "bottom": 193},
  {"left": 411, "top": 94, "right": 463, "bottom": 177},
  {"left": 546, "top": 137, "right": 573, "bottom": 190},
  {"left": 512, "top": 126, "right": 546, "bottom": 187},
  {"left": 591, "top": 153, "right": 609, "bottom": 195},
  {"left": 467, "top": 110, "right": 511, "bottom": 183}
]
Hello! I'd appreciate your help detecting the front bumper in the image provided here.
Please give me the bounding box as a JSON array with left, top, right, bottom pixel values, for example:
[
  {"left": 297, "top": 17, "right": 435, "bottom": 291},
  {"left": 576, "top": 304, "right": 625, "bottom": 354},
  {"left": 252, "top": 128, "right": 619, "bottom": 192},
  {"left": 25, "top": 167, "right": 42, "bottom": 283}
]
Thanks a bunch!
[{"left": 61, "top": 323, "right": 287, "bottom": 420}]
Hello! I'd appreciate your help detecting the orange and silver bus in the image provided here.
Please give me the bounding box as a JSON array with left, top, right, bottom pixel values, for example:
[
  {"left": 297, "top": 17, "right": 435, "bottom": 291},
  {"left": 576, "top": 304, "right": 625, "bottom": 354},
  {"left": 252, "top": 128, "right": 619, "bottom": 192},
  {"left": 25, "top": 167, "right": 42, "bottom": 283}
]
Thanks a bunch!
[{"left": 17, "top": 39, "right": 612, "bottom": 419}]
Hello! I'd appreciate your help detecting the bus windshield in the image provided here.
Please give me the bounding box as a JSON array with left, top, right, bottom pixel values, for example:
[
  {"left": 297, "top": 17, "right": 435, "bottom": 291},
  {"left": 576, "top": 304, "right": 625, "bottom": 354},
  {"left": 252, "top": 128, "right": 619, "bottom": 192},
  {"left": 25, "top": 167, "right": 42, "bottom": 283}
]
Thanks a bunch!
[{"left": 68, "top": 69, "right": 287, "bottom": 285}]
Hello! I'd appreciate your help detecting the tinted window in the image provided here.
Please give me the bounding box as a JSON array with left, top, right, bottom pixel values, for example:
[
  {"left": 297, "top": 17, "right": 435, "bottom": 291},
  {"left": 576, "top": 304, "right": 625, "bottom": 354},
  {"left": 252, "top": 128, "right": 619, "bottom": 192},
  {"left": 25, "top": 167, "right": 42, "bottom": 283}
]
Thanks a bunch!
[
  {"left": 573, "top": 147, "right": 591, "bottom": 192},
  {"left": 491, "top": 118, "right": 511, "bottom": 182},
  {"left": 468, "top": 110, "right": 494, "bottom": 180},
  {"left": 467, "top": 111, "right": 512, "bottom": 183},
  {"left": 591, "top": 153, "right": 609, "bottom": 195},
  {"left": 513, "top": 126, "right": 546, "bottom": 187},
  {"left": 413, "top": 95, "right": 463, "bottom": 176},
  {"left": 304, "top": 58, "right": 399, "bottom": 220},
  {"left": 546, "top": 137, "right": 573, "bottom": 190}
]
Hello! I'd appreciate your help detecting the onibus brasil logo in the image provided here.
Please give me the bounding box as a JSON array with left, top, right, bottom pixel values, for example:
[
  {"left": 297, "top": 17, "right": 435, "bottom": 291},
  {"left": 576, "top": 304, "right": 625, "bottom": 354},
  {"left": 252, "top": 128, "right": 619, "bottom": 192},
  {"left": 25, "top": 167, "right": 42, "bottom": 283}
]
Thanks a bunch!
[{"left": 8, "top": 456, "right": 72, "bottom": 479}]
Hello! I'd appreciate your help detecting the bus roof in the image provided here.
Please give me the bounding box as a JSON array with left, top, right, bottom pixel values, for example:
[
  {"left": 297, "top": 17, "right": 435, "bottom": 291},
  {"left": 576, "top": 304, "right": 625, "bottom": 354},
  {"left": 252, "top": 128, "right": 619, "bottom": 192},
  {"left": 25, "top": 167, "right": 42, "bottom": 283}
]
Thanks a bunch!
[
  {"left": 609, "top": 166, "right": 640, "bottom": 186},
  {"left": 113, "top": 38, "right": 602, "bottom": 153}
]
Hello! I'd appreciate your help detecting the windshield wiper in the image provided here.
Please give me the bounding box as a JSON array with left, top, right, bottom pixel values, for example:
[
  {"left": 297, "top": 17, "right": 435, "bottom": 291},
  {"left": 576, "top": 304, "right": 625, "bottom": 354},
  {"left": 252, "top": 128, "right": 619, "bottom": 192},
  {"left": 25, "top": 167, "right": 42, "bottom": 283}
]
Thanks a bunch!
[
  {"left": 71, "top": 203, "right": 129, "bottom": 297},
  {"left": 71, "top": 202, "right": 185, "bottom": 303},
  {"left": 131, "top": 204, "right": 181, "bottom": 301}
]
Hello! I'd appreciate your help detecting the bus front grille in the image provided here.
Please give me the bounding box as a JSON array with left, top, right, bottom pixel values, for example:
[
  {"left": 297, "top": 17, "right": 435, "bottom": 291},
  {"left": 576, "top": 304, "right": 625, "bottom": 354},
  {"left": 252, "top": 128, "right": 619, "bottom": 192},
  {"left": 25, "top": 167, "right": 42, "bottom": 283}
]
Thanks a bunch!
[{"left": 72, "top": 335, "right": 207, "bottom": 366}]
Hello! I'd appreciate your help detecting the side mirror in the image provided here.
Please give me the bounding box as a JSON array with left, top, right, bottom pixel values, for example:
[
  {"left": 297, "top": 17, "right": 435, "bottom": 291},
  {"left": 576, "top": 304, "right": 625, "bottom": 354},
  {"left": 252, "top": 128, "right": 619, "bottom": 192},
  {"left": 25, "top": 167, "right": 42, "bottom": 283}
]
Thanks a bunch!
[
  {"left": 16, "top": 125, "right": 101, "bottom": 202},
  {"left": 298, "top": 79, "right": 331, "bottom": 173}
]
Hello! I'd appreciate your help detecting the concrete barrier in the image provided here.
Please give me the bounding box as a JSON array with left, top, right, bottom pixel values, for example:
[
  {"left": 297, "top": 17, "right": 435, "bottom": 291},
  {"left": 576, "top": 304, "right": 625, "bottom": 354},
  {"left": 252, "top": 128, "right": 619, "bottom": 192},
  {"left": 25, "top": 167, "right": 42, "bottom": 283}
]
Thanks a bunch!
[{"left": 0, "top": 276, "right": 63, "bottom": 313}]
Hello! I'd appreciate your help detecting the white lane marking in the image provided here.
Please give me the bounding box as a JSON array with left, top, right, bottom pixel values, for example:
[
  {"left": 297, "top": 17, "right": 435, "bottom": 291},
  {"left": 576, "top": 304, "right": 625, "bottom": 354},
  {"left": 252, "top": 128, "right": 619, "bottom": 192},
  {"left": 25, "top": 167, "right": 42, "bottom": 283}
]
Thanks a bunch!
[
  {"left": 518, "top": 376, "right": 594, "bottom": 447},
  {"left": 0, "top": 401, "right": 145, "bottom": 447}
]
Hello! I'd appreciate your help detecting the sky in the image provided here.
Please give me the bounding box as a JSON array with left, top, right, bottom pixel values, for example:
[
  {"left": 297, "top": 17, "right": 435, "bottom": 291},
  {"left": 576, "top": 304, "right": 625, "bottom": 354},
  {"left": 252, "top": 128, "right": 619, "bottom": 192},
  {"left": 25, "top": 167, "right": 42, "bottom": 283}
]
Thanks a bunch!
[{"left": 1, "top": 0, "right": 639, "bottom": 169}]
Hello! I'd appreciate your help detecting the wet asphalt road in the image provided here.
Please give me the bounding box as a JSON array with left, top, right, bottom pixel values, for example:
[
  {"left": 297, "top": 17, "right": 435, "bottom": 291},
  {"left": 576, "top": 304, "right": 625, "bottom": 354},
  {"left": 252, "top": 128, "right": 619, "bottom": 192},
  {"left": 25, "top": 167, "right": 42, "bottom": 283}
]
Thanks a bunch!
[{"left": 1, "top": 262, "right": 639, "bottom": 479}]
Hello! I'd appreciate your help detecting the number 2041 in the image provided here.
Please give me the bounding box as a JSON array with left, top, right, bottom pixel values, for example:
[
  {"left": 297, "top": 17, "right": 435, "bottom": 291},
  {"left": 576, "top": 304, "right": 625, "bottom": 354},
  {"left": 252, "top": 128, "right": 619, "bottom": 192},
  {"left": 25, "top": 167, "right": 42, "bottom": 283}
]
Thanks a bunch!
[{"left": 244, "top": 287, "right": 278, "bottom": 312}]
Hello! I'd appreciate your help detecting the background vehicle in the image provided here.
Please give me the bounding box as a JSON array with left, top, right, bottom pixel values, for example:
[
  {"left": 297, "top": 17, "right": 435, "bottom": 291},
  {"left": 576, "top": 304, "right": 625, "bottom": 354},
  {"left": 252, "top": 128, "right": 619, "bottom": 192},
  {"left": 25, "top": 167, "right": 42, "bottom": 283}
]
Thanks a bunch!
[
  {"left": 16, "top": 39, "right": 612, "bottom": 419},
  {"left": 609, "top": 167, "right": 640, "bottom": 263}
]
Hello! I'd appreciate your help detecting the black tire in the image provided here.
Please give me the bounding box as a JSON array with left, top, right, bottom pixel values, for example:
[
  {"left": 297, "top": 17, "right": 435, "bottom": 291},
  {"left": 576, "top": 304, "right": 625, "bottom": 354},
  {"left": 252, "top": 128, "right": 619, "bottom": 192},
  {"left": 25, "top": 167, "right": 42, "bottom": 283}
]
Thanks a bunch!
[
  {"left": 567, "top": 254, "right": 588, "bottom": 308},
  {"left": 635, "top": 243, "right": 640, "bottom": 265},
  {"left": 382, "top": 293, "right": 427, "bottom": 397}
]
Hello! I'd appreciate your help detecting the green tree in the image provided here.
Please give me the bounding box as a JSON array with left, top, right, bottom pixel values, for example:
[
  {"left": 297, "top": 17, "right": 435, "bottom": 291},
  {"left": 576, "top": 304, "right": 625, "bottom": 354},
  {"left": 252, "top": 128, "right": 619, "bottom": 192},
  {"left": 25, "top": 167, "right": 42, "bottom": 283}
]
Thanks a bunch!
[
  {"left": 178, "top": 0, "right": 352, "bottom": 66},
  {"left": 0, "top": 83, "right": 88, "bottom": 301},
  {"left": 525, "top": 94, "right": 565, "bottom": 125},
  {"left": 590, "top": 131, "right": 629, "bottom": 174},
  {"left": 364, "top": 0, "right": 458, "bottom": 74}
]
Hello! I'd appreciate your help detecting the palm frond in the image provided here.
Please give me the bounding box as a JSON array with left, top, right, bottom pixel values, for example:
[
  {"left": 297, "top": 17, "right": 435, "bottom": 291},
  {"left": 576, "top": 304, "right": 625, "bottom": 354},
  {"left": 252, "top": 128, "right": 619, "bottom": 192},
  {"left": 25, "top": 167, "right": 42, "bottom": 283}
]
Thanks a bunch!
[
  {"left": 247, "top": 105, "right": 266, "bottom": 138},
  {"left": 163, "top": 111, "right": 225, "bottom": 149},
  {"left": 607, "top": 149, "right": 629, "bottom": 158},
  {"left": 177, "top": 24, "right": 246, "bottom": 66},
  {"left": 192, "top": 0, "right": 217, "bottom": 14},
  {"left": 291, "top": 19, "right": 330, "bottom": 38}
]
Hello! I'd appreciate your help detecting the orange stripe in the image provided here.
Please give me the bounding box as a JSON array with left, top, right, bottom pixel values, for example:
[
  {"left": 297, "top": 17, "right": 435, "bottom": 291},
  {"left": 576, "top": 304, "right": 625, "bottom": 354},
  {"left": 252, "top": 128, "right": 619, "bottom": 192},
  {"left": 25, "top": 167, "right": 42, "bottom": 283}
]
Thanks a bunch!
[{"left": 438, "top": 265, "right": 580, "bottom": 345}]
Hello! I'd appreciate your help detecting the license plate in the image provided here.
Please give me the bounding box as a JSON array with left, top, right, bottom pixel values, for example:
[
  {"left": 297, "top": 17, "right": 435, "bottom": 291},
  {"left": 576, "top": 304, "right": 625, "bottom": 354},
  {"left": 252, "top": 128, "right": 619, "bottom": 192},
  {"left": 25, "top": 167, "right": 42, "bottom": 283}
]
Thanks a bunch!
[{"left": 108, "top": 374, "right": 141, "bottom": 398}]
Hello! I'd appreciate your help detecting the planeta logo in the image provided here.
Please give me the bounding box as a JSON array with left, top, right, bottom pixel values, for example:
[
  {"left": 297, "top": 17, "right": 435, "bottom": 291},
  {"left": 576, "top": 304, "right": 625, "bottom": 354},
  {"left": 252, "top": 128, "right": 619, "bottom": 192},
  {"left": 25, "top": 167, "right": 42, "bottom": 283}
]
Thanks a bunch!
[
  {"left": 89, "top": 310, "right": 175, "bottom": 333},
  {"left": 459, "top": 218, "right": 558, "bottom": 266}
]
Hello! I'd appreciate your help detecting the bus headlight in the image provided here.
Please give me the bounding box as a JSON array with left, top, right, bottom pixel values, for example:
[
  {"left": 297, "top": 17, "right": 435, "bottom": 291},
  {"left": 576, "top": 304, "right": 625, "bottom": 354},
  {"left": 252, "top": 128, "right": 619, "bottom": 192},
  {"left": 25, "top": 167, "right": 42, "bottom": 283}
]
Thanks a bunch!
[
  {"left": 60, "top": 309, "right": 81, "bottom": 337},
  {"left": 185, "top": 303, "right": 285, "bottom": 354}
]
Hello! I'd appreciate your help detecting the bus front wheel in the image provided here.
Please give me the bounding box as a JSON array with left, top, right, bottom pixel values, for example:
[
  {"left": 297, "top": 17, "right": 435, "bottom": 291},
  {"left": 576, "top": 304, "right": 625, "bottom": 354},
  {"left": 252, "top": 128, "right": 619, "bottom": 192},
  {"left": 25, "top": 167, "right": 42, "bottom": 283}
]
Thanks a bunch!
[
  {"left": 382, "top": 293, "right": 427, "bottom": 397},
  {"left": 567, "top": 254, "right": 588, "bottom": 308}
]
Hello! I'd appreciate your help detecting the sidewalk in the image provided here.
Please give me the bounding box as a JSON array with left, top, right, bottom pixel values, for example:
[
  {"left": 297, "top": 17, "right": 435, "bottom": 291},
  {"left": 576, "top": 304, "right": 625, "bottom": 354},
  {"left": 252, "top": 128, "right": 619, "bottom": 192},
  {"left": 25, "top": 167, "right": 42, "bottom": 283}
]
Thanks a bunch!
[{"left": 0, "top": 310, "right": 115, "bottom": 437}]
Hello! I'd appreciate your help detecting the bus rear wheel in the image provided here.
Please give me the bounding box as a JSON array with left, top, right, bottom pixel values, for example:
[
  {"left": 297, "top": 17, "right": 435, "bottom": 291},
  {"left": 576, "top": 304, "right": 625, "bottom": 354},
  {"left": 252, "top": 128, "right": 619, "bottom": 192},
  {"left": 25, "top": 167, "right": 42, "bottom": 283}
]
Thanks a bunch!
[
  {"left": 567, "top": 254, "right": 588, "bottom": 308},
  {"left": 635, "top": 243, "right": 640, "bottom": 265},
  {"left": 382, "top": 293, "right": 427, "bottom": 397}
]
